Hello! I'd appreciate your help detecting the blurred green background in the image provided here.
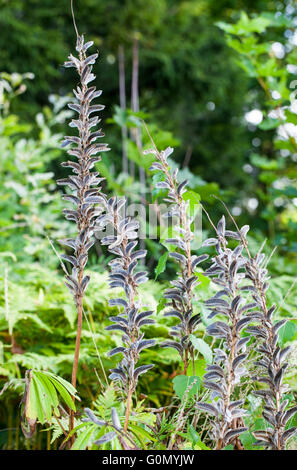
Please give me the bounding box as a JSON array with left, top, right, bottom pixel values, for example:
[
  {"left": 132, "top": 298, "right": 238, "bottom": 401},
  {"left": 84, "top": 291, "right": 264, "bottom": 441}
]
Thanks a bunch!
[{"left": 0, "top": 0, "right": 296, "bottom": 449}]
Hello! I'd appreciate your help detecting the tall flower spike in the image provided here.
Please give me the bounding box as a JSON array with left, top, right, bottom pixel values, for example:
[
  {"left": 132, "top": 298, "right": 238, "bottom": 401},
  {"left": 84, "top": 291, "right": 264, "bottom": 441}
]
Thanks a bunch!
[
  {"left": 97, "top": 195, "right": 155, "bottom": 431},
  {"left": 242, "top": 241, "right": 297, "bottom": 449},
  {"left": 145, "top": 146, "right": 208, "bottom": 374},
  {"left": 58, "top": 35, "right": 109, "bottom": 435},
  {"left": 196, "top": 217, "right": 251, "bottom": 449}
]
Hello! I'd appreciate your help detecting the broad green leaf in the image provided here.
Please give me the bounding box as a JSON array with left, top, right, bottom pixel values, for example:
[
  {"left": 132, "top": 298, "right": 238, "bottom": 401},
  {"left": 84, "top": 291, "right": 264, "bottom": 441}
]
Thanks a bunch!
[
  {"left": 30, "top": 375, "right": 46, "bottom": 424},
  {"left": 156, "top": 297, "right": 167, "bottom": 315},
  {"left": 172, "top": 375, "right": 201, "bottom": 401},
  {"left": 43, "top": 371, "right": 79, "bottom": 398},
  {"left": 182, "top": 190, "right": 201, "bottom": 217},
  {"left": 258, "top": 118, "right": 280, "bottom": 130},
  {"left": 25, "top": 371, "right": 79, "bottom": 425},
  {"left": 127, "top": 140, "right": 155, "bottom": 170},
  {"left": 195, "top": 439, "right": 210, "bottom": 450},
  {"left": 259, "top": 171, "right": 278, "bottom": 184},
  {"left": 256, "top": 58, "right": 281, "bottom": 78},
  {"left": 154, "top": 251, "right": 168, "bottom": 280},
  {"left": 188, "top": 424, "right": 210, "bottom": 450},
  {"left": 32, "top": 373, "right": 53, "bottom": 422},
  {"left": 188, "top": 423, "right": 199, "bottom": 446},
  {"left": 34, "top": 372, "right": 59, "bottom": 416},
  {"left": 236, "top": 57, "right": 257, "bottom": 77},
  {"left": 189, "top": 335, "right": 212, "bottom": 364},
  {"left": 194, "top": 272, "right": 211, "bottom": 290},
  {"left": 285, "top": 110, "right": 297, "bottom": 125},
  {"left": 194, "top": 182, "right": 219, "bottom": 202},
  {"left": 250, "top": 153, "right": 280, "bottom": 170},
  {"left": 278, "top": 321, "right": 297, "bottom": 347},
  {"left": 217, "top": 12, "right": 271, "bottom": 36},
  {"left": 240, "top": 430, "right": 256, "bottom": 450},
  {"left": 226, "top": 36, "right": 269, "bottom": 55},
  {"left": 261, "top": 12, "right": 293, "bottom": 28},
  {"left": 44, "top": 375, "right": 77, "bottom": 411},
  {"left": 186, "top": 358, "right": 207, "bottom": 378}
]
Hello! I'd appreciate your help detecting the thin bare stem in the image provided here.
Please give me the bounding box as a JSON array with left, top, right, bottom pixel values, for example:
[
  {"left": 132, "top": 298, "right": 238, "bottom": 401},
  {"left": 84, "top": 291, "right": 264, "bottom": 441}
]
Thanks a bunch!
[
  {"left": 82, "top": 307, "right": 109, "bottom": 385},
  {"left": 124, "top": 388, "right": 133, "bottom": 432},
  {"left": 70, "top": 0, "right": 79, "bottom": 38},
  {"left": 118, "top": 45, "right": 128, "bottom": 174}
]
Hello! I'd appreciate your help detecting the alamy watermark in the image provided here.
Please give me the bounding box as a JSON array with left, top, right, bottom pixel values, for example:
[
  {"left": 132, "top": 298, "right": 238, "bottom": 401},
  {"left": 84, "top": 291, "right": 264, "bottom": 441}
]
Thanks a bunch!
[{"left": 101, "top": 453, "right": 195, "bottom": 467}]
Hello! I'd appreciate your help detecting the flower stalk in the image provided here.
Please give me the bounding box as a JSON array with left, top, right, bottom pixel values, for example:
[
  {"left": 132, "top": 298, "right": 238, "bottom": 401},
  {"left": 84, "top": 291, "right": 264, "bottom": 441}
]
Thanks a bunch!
[
  {"left": 59, "top": 34, "right": 109, "bottom": 438},
  {"left": 145, "top": 144, "right": 208, "bottom": 374},
  {"left": 197, "top": 217, "right": 250, "bottom": 449},
  {"left": 243, "top": 246, "right": 297, "bottom": 449},
  {"left": 97, "top": 195, "right": 155, "bottom": 431}
]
